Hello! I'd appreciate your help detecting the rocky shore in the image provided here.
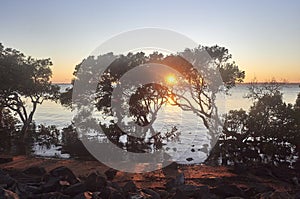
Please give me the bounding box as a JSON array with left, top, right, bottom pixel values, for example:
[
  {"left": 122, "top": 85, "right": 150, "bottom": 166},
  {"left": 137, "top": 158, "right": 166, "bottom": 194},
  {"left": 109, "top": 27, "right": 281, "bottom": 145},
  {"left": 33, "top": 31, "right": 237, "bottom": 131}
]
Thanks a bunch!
[{"left": 0, "top": 156, "right": 299, "bottom": 199}]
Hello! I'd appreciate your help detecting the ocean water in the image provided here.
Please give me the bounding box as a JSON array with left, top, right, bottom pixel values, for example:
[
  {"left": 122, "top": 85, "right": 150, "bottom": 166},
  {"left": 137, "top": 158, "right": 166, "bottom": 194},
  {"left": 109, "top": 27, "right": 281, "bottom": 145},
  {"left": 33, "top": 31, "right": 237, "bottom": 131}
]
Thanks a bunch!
[
  {"left": 31, "top": 84, "right": 300, "bottom": 163},
  {"left": 33, "top": 84, "right": 300, "bottom": 127}
]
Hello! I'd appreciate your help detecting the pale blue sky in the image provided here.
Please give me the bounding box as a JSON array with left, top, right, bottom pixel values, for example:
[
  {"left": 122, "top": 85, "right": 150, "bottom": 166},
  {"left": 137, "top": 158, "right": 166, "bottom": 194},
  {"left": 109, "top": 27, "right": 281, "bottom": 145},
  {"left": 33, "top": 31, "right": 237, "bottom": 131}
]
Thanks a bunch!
[{"left": 1, "top": 0, "right": 299, "bottom": 82}]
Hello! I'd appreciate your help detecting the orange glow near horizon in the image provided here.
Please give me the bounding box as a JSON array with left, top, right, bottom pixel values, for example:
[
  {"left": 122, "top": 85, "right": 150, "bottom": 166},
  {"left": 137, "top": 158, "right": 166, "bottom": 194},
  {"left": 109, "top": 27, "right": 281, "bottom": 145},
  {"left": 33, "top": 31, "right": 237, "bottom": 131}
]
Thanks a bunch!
[
  {"left": 49, "top": 62, "right": 300, "bottom": 84},
  {"left": 51, "top": 72, "right": 300, "bottom": 84}
]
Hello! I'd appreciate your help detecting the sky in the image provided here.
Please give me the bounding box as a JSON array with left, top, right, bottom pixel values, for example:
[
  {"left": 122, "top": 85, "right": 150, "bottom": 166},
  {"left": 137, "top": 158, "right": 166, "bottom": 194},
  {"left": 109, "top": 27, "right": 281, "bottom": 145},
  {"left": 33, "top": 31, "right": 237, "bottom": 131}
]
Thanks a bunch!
[{"left": 0, "top": 0, "right": 299, "bottom": 83}]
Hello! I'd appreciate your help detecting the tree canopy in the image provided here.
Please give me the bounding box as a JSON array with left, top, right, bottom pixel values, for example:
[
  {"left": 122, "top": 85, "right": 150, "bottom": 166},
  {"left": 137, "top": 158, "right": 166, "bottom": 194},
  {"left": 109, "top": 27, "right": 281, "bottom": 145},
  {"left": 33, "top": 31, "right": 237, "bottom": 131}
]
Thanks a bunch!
[
  {"left": 212, "top": 82, "right": 300, "bottom": 168},
  {"left": 0, "top": 43, "right": 60, "bottom": 140},
  {"left": 62, "top": 45, "right": 245, "bottom": 155}
]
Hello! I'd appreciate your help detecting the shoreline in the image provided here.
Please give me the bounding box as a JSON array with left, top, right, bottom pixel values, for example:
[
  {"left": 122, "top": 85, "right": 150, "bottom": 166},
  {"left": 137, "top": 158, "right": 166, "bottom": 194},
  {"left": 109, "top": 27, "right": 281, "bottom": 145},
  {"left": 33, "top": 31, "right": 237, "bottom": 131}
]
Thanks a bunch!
[{"left": 1, "top": 155, "right": 298, "bottom": 191}]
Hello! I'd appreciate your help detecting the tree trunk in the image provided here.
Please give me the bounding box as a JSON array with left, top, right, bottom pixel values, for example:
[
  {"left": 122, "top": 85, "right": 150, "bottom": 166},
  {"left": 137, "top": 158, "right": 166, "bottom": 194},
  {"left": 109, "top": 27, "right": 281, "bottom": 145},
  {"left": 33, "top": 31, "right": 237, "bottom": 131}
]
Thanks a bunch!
[
  {"left": 22, "top": 102, "right": 37, "bottom": 142},
  {"left": 20, "top": 117, "right": 34, "bottom": 155},
  {"left": 205, "top": 139, "right": 221, "bottom": 166},
  {"left": 21, "top": 121, "right": 31, "bottom": 141},
  {"left": 0, "top": 107, "right": 4, "bottom": 128}
]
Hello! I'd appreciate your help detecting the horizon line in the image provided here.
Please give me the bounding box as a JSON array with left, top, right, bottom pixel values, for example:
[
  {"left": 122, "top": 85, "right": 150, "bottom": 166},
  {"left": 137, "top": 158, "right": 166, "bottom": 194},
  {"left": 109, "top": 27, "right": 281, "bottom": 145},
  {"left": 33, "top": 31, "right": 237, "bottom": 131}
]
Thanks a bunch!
[{"left": 52, "top": 81, "right": 300, "bottom": 85}]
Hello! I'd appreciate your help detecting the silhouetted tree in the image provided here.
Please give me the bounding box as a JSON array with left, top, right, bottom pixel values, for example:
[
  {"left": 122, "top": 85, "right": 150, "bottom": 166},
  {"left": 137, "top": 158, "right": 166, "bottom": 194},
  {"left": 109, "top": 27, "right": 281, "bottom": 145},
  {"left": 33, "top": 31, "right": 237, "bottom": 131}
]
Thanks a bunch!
[
  {"left": 62, "top": 45, "right": 244, "bottom": 154},
  {"left": 293, "top": 90, "right": 300, "bottom": 169},
  {"left": 0, "top": 43, "right": 60, "bottom": 140},
  {"left": 164, "top": 46, "right": 245, "bottom": 150},
  {"left": 214, "top": 82, "right": 300, "bottom": 167}
]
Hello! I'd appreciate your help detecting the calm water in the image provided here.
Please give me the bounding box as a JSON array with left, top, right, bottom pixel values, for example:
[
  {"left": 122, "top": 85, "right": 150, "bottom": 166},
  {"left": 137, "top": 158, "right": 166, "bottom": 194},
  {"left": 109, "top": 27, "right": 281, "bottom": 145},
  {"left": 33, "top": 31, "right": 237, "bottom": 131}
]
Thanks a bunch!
[
  {"left": 33, "top": 84, "right": 300, "bottom": 127},
  {"left": 32, "top": 84, "right": 300, "bottom": 163}
]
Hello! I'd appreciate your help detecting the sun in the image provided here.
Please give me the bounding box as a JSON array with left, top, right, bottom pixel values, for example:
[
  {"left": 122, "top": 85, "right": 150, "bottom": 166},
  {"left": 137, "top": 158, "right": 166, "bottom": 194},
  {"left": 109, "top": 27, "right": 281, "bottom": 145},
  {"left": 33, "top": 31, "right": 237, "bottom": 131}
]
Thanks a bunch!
[{"left": 166, "top": 75, "right": 177, "bottom": 85}]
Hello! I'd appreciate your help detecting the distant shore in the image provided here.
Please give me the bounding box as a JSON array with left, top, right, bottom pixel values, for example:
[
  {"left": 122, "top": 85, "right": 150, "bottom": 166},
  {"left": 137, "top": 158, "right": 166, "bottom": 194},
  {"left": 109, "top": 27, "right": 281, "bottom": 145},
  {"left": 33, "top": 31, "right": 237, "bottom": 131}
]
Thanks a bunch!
[{"left": 52, "top": 82, "right": 300, "bottom": 85}]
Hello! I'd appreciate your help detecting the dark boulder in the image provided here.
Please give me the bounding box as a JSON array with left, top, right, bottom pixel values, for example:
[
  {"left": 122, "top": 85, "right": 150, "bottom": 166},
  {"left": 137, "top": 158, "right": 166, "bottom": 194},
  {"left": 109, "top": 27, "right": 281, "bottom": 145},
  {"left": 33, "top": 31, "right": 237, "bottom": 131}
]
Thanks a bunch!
[
  {"left": 0, "top": 187, "right": 19, "bottom": 199},
  {"left": 73, "top": 192, "right": 94, "bottom": 199},
  {"left": 110, "top": 181, "right": 122, "bottom": 193},
  {"left": 156, "top": 189, "right": 170, "bottom": 199},
  {"left": 142, "top": 188, "right": 161, "bottom": 199},
  {"left": 85, "top": 172, "right": 107, "bottom": 192},
  {"left": 63, "top": 182, "right": 87, "bottom": 197},
  {"left": 11, "top": 182, "right": 41, "bottom": 196},
  {"left": 0, "top": 169, "right": 15, "bottom": 187},
  {"left": 40, "top": 175, "right": 61, "bottom": 193},
  {"left": 244, "top": 184, "right": 274, "bottom": 196},
  {"left": 165, "top": 178, "right": 176, "bottom": 191},
  {"left": 252, "top": 166, "right": 275, "bottom": 178},
  {"left": 90, "top": 192, "right": 102, "bottom": 199},
  {"left": 165, "top": 173, "right": 185, "bottom": 191},
  {"left": 33, "top": 192, "right": 71, "bottom": 199},
  {"left": 123, "top": 180, "right": 137, "bottom": 194},
  {"left": 175, "top": 173, "right": 185, "bottom": 186},
  {"left": 231, "top": 163, "right": 247, "bottom": 174},
  {"left": 104, "top": 168, "right": 118, "bottom": 181},
  {"left": 128, "top": 192, "right": 146, "bottom": 199},
  {"left": 177, "top": 185, "right": 210, "bottom": 199},
  {"left": 172, "top": 189, "right": 189, "bottom": 199},
  {"left": 292, "top": 177, "right": 299, "bottom": 187},
  {"left": 255, "top": 191, "right": 293, "bottom": 199},
  {"left": 99, "top": 186, "right": 125, "bottom": 199},
  {"left": 49, "top": 166, "right": 79, "bottom": 185},
  {"left": 269, "top": 191, "right": 293, "bottom": 199},
  {"left": 162, "top": 162, "right": 179, "bottom": 177},
  {"left": 212, "top": 184, "right": 245, "bottom": 198},
  {"left": 110, "top": 190, "right": 125, "bottom": 199},
  {"left": 23, "top": 166, "right": 46, "bottom": 176},
  {"left": 295, "top": 191, "right": 300, "bottom": 199},
  {"left": 7, "top": 170, "right": 41, "bottom": 184},
  {"left": 0, "top": 157, "right": 13, "bottom": 164}
]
